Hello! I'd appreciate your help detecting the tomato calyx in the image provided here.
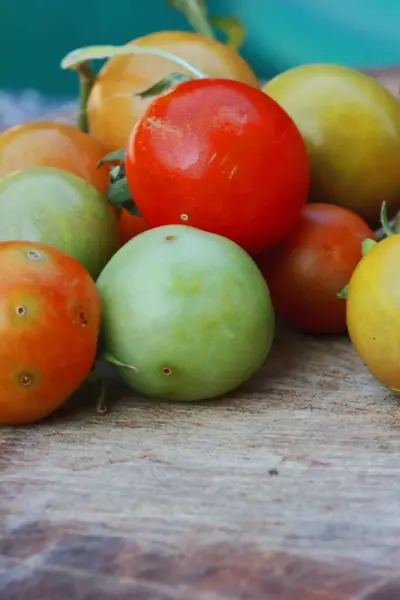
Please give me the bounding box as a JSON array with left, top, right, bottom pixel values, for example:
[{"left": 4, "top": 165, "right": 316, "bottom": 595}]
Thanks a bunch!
[
  {"left": 102, "top": 352, "right": 139, "bottom": 373},
  {"left": 337, "top": 201, "right": 394, "bottom": 300},
  {"left": 98, "top": 149, "right": 140, "bottom": 217},
  {"left": 165, "top": 0, "right": 246, "bottom": 51},
  {"left": 136, "top": 73, "right": 193, "bottom": 99}
]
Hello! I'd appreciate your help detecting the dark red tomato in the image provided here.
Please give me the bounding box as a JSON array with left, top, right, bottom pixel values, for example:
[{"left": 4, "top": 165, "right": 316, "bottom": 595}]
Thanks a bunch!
[
  {"left": 257, "top": 203, "right": 375, "bottom": 334},
  {"left": 125, "top": 78, "right": 310, "bottom": 256},
  {"left": 0, "top": 241, "right": 100, "bottom": 425}
]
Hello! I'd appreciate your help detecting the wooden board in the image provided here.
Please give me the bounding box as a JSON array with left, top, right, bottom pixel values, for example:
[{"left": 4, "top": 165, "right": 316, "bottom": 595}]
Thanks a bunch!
[{"left": 1, "top": 68, "right": 400, "bottom": 600}]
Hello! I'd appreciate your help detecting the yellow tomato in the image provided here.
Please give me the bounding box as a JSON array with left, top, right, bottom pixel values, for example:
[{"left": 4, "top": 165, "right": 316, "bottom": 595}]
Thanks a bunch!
[
  {"left": 87, "top": 30, "right": 259, "bottom": 152},
  {"left": 347, "top": 235, "right": 400, "bottom": 392},
  {"left": 263, "top": 64, "right": 400, "bottom": 226}
]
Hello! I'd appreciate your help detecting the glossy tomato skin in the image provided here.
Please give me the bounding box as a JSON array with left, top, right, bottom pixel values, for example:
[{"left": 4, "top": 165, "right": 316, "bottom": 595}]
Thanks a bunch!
[
  {"left": 347, "top": 236, "right": 400, "bottom": 392},
  {"left": 0, "top": 241, "right": 101, "bottom": 425},
  {"left": 125, "top": 78, "right": 310, "bottom": 256},
  {"left": 0, "top": 122, "right": 109, "bottom": 194},
  {"left": 118, "top": 210, "right": 149, "bottom": 246},
  {"left": 88, "top": 30, "right": 259, "bottom": 152},
  {"left": 258, "top": 203, "right": 375, "bottom": 334}
]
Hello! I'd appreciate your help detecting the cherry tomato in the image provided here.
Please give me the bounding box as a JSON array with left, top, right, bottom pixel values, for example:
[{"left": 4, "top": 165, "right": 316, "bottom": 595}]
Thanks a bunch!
[
  {"left": 88, "top": 30, "right": 259, "bottom": 152},
  {"left": 0, "top": 241, "right": 100, "bottom": 425},
  {"left": 124, "top": 78, "right": 309, "bottom": 256},
  {"left": 0, "top": 122, "right": 109, "bottom": 194},
  {"left": 118, "top": 210, "right": 149, "bottom": 246},
  {"left": 347, "top": 235, "right": 400, "bottom": 392},
  {"left": 258, "top": 204, "right": 375, "bottom": 334}
]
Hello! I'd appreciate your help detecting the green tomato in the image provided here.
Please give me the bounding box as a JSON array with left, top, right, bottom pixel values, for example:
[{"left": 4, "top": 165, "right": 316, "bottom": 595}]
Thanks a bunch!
[
  {"left": 97, "top": 225, "right": 275, "bottom": 401},
  {"left": 0, "top": 166, "right": 119, "bottom": 279}
]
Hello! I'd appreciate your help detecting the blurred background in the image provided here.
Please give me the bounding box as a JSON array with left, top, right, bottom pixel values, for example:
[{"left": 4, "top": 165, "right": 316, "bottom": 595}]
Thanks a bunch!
[{"left": 1, "top": 0, "right": 399, "bottom": 125}]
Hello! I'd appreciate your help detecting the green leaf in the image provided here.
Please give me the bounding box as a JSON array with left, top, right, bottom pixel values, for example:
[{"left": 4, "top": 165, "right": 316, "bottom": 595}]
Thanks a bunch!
[
  {"left": 361, "top": 238, "right": 377, "bottom": 256},
  {"left": 103, "top": 352, "right": 138, "bottom": 372},
  {"left": 337, "top": 284, "right": 349, "bottom": 300},
  {"left": 107, "top": 178, "right": 141, "bottom": 217},
  {"left": 210, "top": 16, "right": 246, "bottom": 50},
  {"left": 137, "top": 72, "right": 193, "bottom": 99},
  {"left": 97, "top": 148, "right": 126, "bottom": 168}
]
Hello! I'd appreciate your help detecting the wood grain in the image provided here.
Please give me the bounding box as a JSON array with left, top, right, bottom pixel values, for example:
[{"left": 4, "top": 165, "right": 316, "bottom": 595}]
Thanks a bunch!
[{"left": 1, "top": 67, "right": 400, "bottom": 600}]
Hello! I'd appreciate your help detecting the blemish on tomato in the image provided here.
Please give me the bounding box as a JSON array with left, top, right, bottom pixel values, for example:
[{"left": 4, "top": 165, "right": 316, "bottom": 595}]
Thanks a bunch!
[
  {"left": 15, "top": 305, "right": 27, "bottom": 316},
  {"left": 165, "top": 235, "right": 177, "bottom": 241},
  {"left": 19, "top": 373, "right": 33, "bottom": 387},
  {"left": 27, "top": 250, "right": 42, "bottom": 260},
  {"left": 162, "top": 367, "right": 172, "bottom": 376},
  {"left": 79, "top": 311, "right": 88, "bottom": 327},
  {"left": 180, "top": 214, "right": 189, "bottom": 222}
]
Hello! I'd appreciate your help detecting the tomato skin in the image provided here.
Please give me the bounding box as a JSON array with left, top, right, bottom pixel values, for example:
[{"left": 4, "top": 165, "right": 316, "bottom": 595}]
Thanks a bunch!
[
  {"left": 88, "top": 30, "right": 259, "bottom": 152},
  {"left": 0, "top": 122, "right": 109, "bottom": 194},
  {"left": 118, "top": 210, "right": 149, "bottom": 246},
  {"left": 347, "top": 236, "right": 400, "bottom": 392},
  {"left": 125, "top": 78, "right": 310, "bottom": 256},
  {"left": 0, "top": 241, "right": 101, "bottom": 425},
  {"left": 258, "top": 203, "right": 375, "bottom": 334}
]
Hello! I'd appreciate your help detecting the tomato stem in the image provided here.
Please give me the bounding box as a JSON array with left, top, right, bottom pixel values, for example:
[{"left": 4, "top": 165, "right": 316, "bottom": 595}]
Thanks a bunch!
[
  {"left": 86, "top": 372, "right": 108, "bottom": 415},
  {"left": 166, "top": 0, "right": 216, "bottom": 40},
  {"left": 61, "top": 44, "right": 207, "bottom": 80},
  {"left": 380, "top": 201, "right": 395, "bottom": 237},
  {"left": 77, "top": 62, "right": 96, "bottom": 133}
]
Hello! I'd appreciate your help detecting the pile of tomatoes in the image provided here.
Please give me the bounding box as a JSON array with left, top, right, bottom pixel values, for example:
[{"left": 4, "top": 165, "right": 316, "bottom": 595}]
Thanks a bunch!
[{"left": 1, "top": 25, "right": 400, "bottom": 426}]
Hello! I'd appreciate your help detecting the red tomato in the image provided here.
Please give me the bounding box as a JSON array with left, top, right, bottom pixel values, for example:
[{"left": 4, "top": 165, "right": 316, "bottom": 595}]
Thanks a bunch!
[
  {"left": 0, "top": 241, "right": 101, "bottom": 425},
  {"left": 257, "top": 203, "right": 375, "bottom": 334},
  {"left": 118, "top": 210, "right": 149, "bottom": 246},
  {"left": 125, "top": 78, "right": 310, "bottom": 256}
]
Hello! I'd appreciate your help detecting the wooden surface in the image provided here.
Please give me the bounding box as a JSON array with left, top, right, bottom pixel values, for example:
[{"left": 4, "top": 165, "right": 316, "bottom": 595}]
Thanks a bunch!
[{"left": 2, "top": 68, "right": 400, "bottom": 600}]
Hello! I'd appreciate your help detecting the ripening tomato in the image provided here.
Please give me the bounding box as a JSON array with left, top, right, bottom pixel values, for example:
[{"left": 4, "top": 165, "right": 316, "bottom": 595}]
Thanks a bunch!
[
  {"left": 87, "top": 30, "right": 259, "bottom": 152},
  {"left": 0, "top": 121, "right": 109, "bottom": 194},
  {"left": 258, "top": 203, "right": 375, "bottom": 334},
  {"left": 124, "top": 78, "right": 310, "bottom": 256},
  {"left": 118, "top": 210, "right": 149, "bottom": 246},
  {"left": 346, "top": 235, "right": 400, "bottom": 392},
  {"left": 0, "top": 241, "right": 101, "bottom": 425}
]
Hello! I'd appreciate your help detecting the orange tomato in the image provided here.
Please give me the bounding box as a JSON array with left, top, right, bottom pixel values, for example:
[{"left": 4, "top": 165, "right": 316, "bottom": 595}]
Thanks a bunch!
[
  {"left": 118, "top": 210, "right": 149, "bottom": 246},
  {"left": 88, "top": 30, "right": 259, "bottom": 152},
  {"left": 0, "top": 241, "right": 100, "bottom": 425},
  {"left": 0, "top": 121, "right": 109, "bottom": 194}
]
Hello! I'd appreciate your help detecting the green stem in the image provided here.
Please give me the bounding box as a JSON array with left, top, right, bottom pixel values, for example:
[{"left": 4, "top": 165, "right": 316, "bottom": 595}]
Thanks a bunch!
[
  {"left": 61, "top": 44, "right": 207, "bottom": 80},
  {"left": 77, "top": 62, "right": 96, "bottom": 133},
  {"left": 380, "top": 201, "right": 395, "bottom": 237},
  {"left": 86, "top": 372, "right": 108, "bottom": 415},
  {"left": 166, "top": 0, "right": 216, "bottom": 39}
]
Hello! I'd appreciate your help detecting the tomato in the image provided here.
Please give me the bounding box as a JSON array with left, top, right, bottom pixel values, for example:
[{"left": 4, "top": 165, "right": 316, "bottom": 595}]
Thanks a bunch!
[
  {"left": 346, "top": 235, "right": 400, "bottom": 392},
  {"left": 263, "top": 64, "right": 400, "bottom": 225},
  {"left": 97, "top": 224, "right": 274, "bottom": 401},
  {"left": 0, "top": 241, "right": 100, "bottom": 425},
  {"left": 87, "top": 30, "right": 259, "bottom": 152},
  {"left": 118, "top": 210, "right": 149, "bottom": 246},
  {"left": 124, "top": 78, "right": 309, "bottom": 256},
  {"left": 0, "top": 167, "right": 119, "bottom": 280},
  {"left": 0, "top": 121, "right": 110, "bottom": 194},
  {"left": 258, "top": 204, "right": 375, "bottom": 334}
]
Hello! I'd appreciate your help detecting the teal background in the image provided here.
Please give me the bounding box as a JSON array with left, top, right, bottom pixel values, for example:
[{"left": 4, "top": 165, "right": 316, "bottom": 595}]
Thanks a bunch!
[{"left": 1, "top": 0, "right": 399, "bottom": 96}]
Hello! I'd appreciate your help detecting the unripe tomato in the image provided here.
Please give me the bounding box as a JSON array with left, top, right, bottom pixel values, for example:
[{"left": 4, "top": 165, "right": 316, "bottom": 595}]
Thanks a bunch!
[
  {"left": 97, "top": 225, "right": 274, "bottom": 401},
  {"left": 88, "top": 30, "right": 259, "bottom": 152},
  {"left": 0, "top": 122, "right": 109, "bottom": 194},
  {"left": 0, "top": 241, "right": 100, "bottom": 425},
  {"left": 258, "top": 204, "right": 375, "bottom": 334},
  {"left": 125, "top": 78, "right": 310, "bottom": 256},
  {"left": 0, "top": 167, "right": 119, "bottom": 280},
  {"left": 347, "top": 235, "right": 400, "bottom": 392}
]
